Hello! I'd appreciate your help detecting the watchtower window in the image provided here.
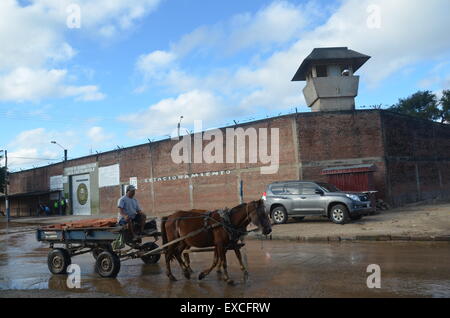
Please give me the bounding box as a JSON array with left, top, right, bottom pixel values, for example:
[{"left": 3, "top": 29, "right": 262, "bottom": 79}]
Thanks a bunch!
[{"left": 316, "top": 65, "right": 328, "bottom": 77}]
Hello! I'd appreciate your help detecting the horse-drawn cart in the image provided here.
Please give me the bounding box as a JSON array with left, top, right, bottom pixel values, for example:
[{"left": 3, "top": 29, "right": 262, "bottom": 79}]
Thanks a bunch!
[
  {"left": 37, "top": 201, "right": 270, "bottom": 282},
  {"left": 36, "top": 218, "right": 164, "bottom": 278},
  {"left": 36, "top": 217, "right": 246, "bottom": 279}
]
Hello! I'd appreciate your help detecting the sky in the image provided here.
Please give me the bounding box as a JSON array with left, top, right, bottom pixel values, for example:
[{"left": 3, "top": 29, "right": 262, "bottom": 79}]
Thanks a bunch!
[{"left": 1, "top": 0, "right": 450, "bottom": 171}]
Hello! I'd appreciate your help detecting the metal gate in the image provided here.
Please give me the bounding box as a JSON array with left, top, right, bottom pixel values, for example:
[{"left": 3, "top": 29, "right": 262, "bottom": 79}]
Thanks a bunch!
[
  {"left": 71, "top": 174, "right": 91, "bottom": 216},
  {"left": 321, "top": 164, "right": 376, "bottom": 192}
]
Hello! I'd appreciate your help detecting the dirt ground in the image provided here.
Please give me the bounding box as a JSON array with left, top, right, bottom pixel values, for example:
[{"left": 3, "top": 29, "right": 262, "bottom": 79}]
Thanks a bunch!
[
  {"left": 258, "top": 201, "right": 450, "bottom": 241},
  {"left": 1, "top": 202, "right": 450, "bottom": 298},
  {"left": 1, "top": 235, "right": 449, "bottom": 298}
]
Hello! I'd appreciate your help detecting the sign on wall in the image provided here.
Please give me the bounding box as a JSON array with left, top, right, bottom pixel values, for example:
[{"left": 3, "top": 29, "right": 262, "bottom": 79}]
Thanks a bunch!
[
  {"left": 130, "top": 177, "right": 138, "bottom": 189},
  {"left": 143, "top": 170, "right": 232, "bottom": 183},
  {"left": 99, "top": 164, "right": 120, "bottom": 188},
  {"left": 50, "top": 175, "right": 64, "bottom": 190},
  {"left": 64, "top": 163, "right": 97, "bottom": 176}
]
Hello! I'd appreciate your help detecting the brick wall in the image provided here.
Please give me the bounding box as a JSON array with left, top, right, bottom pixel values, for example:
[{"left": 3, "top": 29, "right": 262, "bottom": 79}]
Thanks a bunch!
[
  {"left": 3, "top": 110, "right": 449, "bottom": 217},
  {"left": 297, "top": 111, "right": 387, "bottom": 200},
  {"left": 381, "top": 111, "right": 450, "bottom": 206}
]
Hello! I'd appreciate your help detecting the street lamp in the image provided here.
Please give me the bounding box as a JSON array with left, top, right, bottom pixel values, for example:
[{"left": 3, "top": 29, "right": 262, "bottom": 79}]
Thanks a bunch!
[
  {"left": 51, "top": 141, "right": 67, "bottom": 162},
  {"left": 177, "top": 116, "right": 184, "bottom": 138}
]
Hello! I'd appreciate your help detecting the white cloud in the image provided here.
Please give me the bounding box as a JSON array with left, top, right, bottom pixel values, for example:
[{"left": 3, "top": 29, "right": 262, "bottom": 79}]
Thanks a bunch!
[
  {"left": 0, "top": 67, "right": 105, "bottom": 102},
  {"left": 226, "top": 1, "right": 313, "bottom": 53},
  {"left": 135, "top": 1, "right": 315, "bottom": 92},
  {"left": 6, "top": 128, "right": 79, "bottom": 168},
  {"left": 0, "top": 0, "right": 162, "bottom": 102},
  {"left": 87, "top": 126, "right": 114, "bottom": 145},
  {"left": 295, "top": 0, "right": 450, "bottom": 86},
  {"left": 29, "top": 0, "right": 162, "bottom": 38},
  {"left": 418, "top": 61, "right": 450, "bottom": 93},
  {"left": 73, "top": 0, "right": 161, "bottom": 37},
  {"left": 137, "top": 51, "right": 177, "bottom": 72},
  {"left": 119, "top": 90, "right": 229, "bottom": 138},
  {"left": 171, "top": 1, "right": 315, "bottom": 57},
  {"left": 0, "top": 0, "right": 75, "bottom": 72},
  {"left": 134, "top": 0, "right": 450, "bottom": 115}
]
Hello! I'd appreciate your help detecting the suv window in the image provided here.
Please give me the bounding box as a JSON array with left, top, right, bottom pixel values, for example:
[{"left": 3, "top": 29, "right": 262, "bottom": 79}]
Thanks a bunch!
[
  {"left": 301, "top": 183, "right": 320, "bottom": 195},
  {"left": 285, "top": 183, "right": 301, "bottom": 195},
  {"left": 270, "top": 185, "right": 285, "bottom": 195}
]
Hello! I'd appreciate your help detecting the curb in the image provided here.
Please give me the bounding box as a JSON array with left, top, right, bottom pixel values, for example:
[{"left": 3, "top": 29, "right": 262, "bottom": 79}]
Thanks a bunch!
[{"left": 249, "top": 233, "right": 450, "bottom": 243}]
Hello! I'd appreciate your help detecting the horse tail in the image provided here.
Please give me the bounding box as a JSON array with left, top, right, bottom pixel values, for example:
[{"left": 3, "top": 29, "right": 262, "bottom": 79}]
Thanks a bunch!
[
  {"left": 161, "top": 216, "right": 168, "bottom": 246},
  {"left": 161, "top": 216, "right": 176, "bottom": 262}
]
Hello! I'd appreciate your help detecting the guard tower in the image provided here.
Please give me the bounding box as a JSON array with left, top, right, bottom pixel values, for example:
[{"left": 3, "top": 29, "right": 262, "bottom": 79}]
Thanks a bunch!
[{"left": 292, "top": 47, "right": 370, "bottom": 112}]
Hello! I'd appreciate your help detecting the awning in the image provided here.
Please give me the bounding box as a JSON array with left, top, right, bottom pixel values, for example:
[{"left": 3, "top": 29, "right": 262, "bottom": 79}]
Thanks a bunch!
[
  {"left": 0, "top": 190, "right": 62, "bottom": 199},
  {"left": 321, "top": 164, "right": 376, "bottom": 175}
]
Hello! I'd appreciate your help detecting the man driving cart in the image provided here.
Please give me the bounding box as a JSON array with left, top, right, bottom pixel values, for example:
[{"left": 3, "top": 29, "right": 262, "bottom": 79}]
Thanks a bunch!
[{"left": 117, "top": 185, "right": 147, "bottom": 239}]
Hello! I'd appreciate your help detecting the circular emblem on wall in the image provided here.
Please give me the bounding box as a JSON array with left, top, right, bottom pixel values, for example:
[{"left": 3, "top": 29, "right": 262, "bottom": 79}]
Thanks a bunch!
[{"left": 77, "top": 183, "right": 88, "bottom": 206}]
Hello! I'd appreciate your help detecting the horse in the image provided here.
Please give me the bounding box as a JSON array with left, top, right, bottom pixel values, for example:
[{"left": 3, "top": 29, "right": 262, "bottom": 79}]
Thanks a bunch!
[{"left": 160, "top": 200, "right": 272, "bottom": 284}]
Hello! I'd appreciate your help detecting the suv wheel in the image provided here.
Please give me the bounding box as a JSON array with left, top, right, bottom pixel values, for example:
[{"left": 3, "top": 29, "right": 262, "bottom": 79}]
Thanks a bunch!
[
  {"left": 329, "top": 204, "right": 349, "bottom": 225},
  {"left": 272, "top": 206, "right": 288, "bottom": 225}
]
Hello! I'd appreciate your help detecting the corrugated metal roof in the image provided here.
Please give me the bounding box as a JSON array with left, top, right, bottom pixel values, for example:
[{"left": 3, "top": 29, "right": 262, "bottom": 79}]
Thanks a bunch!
[
  {"left": 321, "top": 164, "right": 376, "bottom": 175},
  {"left": 292, "top": 47, "right": 371, "bottom": 81},
  {"left": 0, "top": 190, "right": 61, "bottom": 199}
]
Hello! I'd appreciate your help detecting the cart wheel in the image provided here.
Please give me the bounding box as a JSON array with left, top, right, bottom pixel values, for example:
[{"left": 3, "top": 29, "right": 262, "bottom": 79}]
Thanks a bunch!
[
  {"left": 92, "top": 245, "right": 112, "bottom": 260},
  {"left": 141, "top": 242, "right": 161, "bottom": 264},
  {"left": 92, "top": 249, "right": 101, "bottom": 260},
  {"left": 48, "top": 248, "right": 71, "bottom": 275},
  {"left": 95, "top": 251, "right": 121, "bottom": 278}
]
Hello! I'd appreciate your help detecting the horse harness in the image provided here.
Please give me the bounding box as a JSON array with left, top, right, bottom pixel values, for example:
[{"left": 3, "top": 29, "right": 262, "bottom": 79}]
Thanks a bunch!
[
  {"left": 216, "top": 207, "right": 249, "bottom": 245},
  {"left": 173, "top": 206, "right": 251, "bottom": 248}
]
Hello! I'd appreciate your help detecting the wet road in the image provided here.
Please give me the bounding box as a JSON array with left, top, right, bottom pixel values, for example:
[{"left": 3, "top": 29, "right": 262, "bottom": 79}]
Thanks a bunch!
[{"left": 1, "top": 223, "right": 449, "bottom": 298}]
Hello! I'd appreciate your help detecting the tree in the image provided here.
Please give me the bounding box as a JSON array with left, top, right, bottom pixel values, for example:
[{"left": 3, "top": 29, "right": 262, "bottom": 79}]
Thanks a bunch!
[
  {"left": 439, "top": 89, "right": 450, "bottom": 124},
  {"left": 389, "top": 90, "right": 441, "bottom": 121}
]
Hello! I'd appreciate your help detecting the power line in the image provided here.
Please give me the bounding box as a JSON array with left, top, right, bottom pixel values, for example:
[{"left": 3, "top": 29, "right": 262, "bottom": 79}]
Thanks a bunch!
[
  {"left": 9, "top": 156, "right": 60, "bottom": 161},
  {"left": 0, "top": 110, "right": 118, "bottom": 122}
]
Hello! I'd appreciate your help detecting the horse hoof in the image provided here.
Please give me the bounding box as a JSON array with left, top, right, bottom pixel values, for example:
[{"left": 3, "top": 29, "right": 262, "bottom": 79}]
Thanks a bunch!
[
  {"left": 168, "top": 275, "right": 177, "bottom": 282},
  {"left": 184, "top": 272, "right": 191, "bottom": 280},
  {"left": 199, "top": 273, "right": 206, "bottom": 280},
  {"left": 227, "top": 280, "right": 235, "bottom": 286}
]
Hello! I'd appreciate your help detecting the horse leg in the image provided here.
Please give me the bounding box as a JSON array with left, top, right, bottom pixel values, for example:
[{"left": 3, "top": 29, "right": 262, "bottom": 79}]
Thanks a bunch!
[
  {"left": 183, "top": 248, "right": 194, "bottom": 274},
  {"left": 174, "top": 248, "right": 191, "bottom": 280},
  {"left": 234, "top": 248, "right": 249, "bottom": 282},
  {"left": 214, "top": 250, "right": 222, "bottom": 274},
  {"left": 164, "top": 246, "right": 177, "bottom": 282},
  {"left": 218, "top": 246, "right": 234, "bottom": 285},
  {"left": 198, "top": 248, "right": 219, "bottom": 281}
]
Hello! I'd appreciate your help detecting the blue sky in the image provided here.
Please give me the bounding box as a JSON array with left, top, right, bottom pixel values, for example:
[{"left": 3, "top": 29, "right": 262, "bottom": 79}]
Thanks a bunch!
[{"left": 1, "top": 0, "right": 450, "bottom": 170}]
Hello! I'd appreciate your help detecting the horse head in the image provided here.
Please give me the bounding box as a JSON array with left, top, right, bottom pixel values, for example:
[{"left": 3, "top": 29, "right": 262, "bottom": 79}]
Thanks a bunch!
[{"left": 247, "top": 199, "right": 272, "bottom": 236}]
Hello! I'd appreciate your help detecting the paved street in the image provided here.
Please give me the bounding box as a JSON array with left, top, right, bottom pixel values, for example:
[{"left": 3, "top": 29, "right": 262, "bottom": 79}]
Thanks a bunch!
[{"left": 1, "top": 222, "right": 449, "bottom": 298}]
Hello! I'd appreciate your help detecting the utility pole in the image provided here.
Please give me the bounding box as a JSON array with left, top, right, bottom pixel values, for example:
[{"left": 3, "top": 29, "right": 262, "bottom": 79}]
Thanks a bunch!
[{"left": 4, "top": 150, "right": 9, "bottom": 223}]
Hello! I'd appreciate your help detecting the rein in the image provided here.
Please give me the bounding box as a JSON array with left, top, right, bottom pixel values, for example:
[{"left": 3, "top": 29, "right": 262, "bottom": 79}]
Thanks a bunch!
[{"left": 167, "top": 205, "right": 255, "bottom": 238}]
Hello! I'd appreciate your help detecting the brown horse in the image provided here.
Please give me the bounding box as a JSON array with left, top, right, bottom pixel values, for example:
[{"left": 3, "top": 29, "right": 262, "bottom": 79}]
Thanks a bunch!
[{"left": 160, "top": 200, "right": 271, "bottom": 284}]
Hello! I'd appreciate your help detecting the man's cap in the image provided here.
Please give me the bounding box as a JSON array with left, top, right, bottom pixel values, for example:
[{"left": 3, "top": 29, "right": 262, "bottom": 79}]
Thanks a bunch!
[{"left": 126, "top": 185, "right": 136, "bottom": 192}]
